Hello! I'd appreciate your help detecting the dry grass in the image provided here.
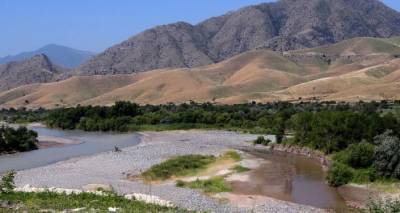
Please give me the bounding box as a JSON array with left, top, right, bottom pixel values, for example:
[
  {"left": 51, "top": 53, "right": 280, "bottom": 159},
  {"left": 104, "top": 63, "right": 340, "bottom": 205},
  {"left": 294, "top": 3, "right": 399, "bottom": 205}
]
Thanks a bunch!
[{"left": 2, "top": 37, "right": 400, "bottom": 108}]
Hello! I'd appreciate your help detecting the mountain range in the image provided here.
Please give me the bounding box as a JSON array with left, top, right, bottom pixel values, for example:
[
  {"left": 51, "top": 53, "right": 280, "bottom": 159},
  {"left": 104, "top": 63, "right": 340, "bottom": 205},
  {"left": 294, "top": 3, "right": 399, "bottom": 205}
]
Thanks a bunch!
[
  {"left": 78, "top": 0, "right": 400, "bottom": 75},
  {"left": 1, "top": 0, "right": 400, "bottom": 108},
  {"left": 0, "top": 44, "right": 95, "bottom": 68},
  {"left": 1, "top": 36, "right": 400, "bottom": 108}
]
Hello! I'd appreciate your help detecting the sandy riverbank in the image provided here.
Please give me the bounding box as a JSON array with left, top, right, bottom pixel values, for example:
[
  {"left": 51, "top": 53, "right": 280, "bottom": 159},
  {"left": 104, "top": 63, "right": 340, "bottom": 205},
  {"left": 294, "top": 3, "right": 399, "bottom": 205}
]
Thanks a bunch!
[
  {"left": 14, "top": 130, "right": 324, "bottom": 212},
  {"left": 37, "top": 135, "right": 81, "bottom": 148}
]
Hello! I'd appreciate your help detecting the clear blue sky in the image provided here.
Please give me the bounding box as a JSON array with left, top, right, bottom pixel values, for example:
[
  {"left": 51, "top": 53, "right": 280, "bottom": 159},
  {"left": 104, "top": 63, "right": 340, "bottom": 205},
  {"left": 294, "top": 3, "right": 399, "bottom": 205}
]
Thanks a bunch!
[{"left": 0, "top": 0, "right": 399, "bottom": 57}]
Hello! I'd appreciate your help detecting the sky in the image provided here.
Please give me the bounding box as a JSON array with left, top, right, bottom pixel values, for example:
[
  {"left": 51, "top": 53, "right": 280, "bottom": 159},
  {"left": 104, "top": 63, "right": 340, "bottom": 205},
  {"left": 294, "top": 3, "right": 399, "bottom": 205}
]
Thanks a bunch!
[{"left": 0, "top": 0, "right": 399, "bottom": 57}]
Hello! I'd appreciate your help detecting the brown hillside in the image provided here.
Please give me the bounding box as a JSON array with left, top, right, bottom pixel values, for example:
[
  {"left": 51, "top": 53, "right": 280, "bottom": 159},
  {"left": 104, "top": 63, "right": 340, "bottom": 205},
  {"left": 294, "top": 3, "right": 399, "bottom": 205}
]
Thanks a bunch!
[{"left": 2, "top": 37, "right": 400, "bottom": 108}]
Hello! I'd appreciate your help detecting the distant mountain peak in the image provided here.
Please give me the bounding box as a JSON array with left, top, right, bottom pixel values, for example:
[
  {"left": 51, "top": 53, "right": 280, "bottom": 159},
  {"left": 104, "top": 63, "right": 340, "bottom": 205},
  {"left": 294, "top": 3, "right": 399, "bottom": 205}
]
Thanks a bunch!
[{"left": 0, "top": 45, "right": 95, "bottom": 68}]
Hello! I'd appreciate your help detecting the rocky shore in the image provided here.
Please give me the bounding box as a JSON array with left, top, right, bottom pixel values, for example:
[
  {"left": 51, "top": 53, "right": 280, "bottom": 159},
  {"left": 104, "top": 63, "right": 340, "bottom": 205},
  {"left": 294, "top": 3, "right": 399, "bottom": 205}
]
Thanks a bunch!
[{"left": 14, "top": 130, "right": 325, "bottom": 212}]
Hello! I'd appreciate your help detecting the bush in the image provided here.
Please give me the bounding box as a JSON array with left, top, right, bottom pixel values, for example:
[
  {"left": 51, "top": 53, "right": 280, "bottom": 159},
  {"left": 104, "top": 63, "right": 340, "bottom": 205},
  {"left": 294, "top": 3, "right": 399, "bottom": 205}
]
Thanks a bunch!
[
  {"left": 0, "top": 170, "right": 15, "bottom": 193},
  {"left": 327, "top": 162, "right": 354, "bottom": 187},
  {"left": 253, "top": 136, "right": 271, "bottom": 146}
]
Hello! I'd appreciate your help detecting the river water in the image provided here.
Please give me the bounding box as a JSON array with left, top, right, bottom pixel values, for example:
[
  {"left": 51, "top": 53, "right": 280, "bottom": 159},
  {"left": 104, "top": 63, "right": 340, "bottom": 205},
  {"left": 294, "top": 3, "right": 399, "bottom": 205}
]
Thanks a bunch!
[
  {"left": 0, "top": 127, "right": 140, "bottom": 173},
  {"left": 230, "top": 150, "right": 348, "bottom": 211}
]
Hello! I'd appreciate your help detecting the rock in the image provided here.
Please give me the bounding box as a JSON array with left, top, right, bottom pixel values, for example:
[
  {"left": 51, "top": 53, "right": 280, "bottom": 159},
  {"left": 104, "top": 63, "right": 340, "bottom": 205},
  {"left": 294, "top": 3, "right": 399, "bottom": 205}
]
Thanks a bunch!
[
  {"left": 0, "top": 200, "right": 12, "bottom": 208},
  {"left": 82, "top": 184, "right": 113, "bottom": 193}
]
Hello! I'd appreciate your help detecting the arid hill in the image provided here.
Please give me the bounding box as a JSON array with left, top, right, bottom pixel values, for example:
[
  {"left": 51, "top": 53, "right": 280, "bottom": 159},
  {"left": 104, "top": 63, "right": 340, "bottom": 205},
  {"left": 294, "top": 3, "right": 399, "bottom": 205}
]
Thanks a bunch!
[
  {"left": 1, "top": 37, "right": 400, "bottom": 108},
  {"left": 78, "top": 0, "right": 400, "bottom": 75},
  {"left": 0, "top": 54, "right": 70, "bottom": 92}
]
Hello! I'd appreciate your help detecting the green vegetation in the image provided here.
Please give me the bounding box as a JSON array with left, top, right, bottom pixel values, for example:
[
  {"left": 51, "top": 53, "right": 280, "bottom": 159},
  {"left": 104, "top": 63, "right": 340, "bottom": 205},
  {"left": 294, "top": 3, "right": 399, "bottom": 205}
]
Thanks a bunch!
[
  {"left": 0, "top": 192, "right": 184, "bottom": 212},
  {"left": 231, "top": 165, "right": 250, "bottom": 173},
  {"left": 176, "top": 177, "right": 231, "bottom": 193},
  {"left": 253, "top": 136, "right": 271, "bottom": 146},
  {"left": 4, "top": 101, "right": 400, "bottom": 187},
  {"left": 0, "top": 126, "right": 38, "bottom": 153},
  {"left": 0, "top": 171, "right": 16, "bottom": 193},
  {"left": 373, "top": 131, "right": 400, "bottom": 179},
  {"left": 142, "top": 155, "right": 216, "bottom": 181},
  {"left": 326, "top": 162, "right": 354, "bottom": 187},
  {"left": 224, "top": 150, "right": 241, "bottom": 162},
  {"left": 365, "top": 197, "right": 400, "bottom": 213}
]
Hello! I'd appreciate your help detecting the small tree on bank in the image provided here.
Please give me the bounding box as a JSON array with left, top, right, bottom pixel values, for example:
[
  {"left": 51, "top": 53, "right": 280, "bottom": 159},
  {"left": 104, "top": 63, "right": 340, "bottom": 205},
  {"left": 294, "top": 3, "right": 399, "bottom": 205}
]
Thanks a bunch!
[{"left": 0, "top": 170, "right": 15, "bottom": 193}]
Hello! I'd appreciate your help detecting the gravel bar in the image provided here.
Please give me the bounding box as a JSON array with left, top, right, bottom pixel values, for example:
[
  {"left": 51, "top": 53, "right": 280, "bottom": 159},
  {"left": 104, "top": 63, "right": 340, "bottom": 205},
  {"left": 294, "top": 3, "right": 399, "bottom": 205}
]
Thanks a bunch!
[{"left": 15, "top": 130, "right": 324, "bottom": 213}]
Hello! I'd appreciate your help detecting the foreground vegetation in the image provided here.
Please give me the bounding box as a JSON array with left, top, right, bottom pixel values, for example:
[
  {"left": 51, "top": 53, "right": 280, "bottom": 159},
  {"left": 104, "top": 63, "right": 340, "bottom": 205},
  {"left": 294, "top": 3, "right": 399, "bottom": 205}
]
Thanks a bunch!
[
  {"left": 0, "top": 172, "right": 184, "bottom": 212},
  {"left": 0, "top": 126, "right": 38, "bottom": 153},
  {"left": 0, "top": 192, "right": 185, "bottom": 212}
]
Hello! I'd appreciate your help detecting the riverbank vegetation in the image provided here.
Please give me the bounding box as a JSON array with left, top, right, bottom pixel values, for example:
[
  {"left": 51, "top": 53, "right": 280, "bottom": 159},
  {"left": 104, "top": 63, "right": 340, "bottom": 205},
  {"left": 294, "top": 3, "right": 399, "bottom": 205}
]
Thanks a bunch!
[
  {"left": 176, "top": 177, "right": 231, "bottom": 193},
  {"left": 142, "top": 155, "right": 216, "bottom": 181},
  {"left": 142, "top": 151, "right": 243, "bottom": 184},
  {"left": 0, "top": 126, "right": 38, "bottom": 153},
  {"left": 0, "top": 192, "right": 185, "bottom": 212},
  {"left": 3, "top": 100, "right": 400, "bottom": 186}
]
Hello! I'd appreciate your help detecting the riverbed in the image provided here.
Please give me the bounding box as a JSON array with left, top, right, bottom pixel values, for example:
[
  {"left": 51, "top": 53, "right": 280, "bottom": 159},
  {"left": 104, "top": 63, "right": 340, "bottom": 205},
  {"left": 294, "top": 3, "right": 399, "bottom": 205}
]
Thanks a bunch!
[{"left": 0, "top": 128, "right": 352, "bottom": 212}]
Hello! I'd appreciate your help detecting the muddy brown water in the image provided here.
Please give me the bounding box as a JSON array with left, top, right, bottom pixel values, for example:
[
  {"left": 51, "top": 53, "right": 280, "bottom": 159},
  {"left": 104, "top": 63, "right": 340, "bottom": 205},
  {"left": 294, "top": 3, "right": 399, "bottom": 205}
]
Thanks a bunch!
[{"left": 230, "top": 150, "right": 349, "bottom": 212}]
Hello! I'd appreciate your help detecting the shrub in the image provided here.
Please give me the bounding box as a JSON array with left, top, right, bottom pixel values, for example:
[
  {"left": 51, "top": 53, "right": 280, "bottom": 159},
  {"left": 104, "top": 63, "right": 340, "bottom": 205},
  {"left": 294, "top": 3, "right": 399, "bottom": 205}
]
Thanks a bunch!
[
  {"left": 253, "top": 136, "right": 271, "bottom": 146},
  {"left": 327, "top": 162, "right": 354, "bottom": 187},
  {"left": 0, "top": 170, "right": 15, "bottom": 193}
]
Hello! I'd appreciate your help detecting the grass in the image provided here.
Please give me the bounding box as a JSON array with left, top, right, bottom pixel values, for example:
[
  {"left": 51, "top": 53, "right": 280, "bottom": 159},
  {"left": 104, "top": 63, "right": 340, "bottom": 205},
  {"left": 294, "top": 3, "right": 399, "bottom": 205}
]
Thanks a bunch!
[
  {"left": 231, "top": 165, "right": 250, "bottom": 173},
  {"left": 141, "top": 155, "right": 216, "bottom": 181},
  {"left": 176, "top": 177, "right": 231, "bottom": 193},
  {"left": 0, "top": 192, "right": 185, "bottom": 212},
  {"left": 365, "top": 179, "right": 400, "bottom": 194},
  {"left": 141, "top": 151, "right": 244, "bottom": 181},
  {"left": 223, "top": 150, "right": 241, "bottom": 162}
]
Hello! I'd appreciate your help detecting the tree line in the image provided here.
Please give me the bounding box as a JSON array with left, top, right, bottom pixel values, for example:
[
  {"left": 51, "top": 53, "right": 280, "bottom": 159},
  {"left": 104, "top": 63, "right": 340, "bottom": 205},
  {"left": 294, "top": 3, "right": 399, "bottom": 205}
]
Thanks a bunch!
[{"left": 2, "top": 100, "right": 400, "bottom": 184}]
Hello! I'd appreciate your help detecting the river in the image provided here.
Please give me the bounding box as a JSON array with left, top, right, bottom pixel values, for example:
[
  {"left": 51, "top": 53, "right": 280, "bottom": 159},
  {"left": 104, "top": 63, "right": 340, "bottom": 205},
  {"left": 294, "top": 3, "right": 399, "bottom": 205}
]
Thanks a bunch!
[{"left": 0, "top": 127, "right": 140, "bottom": 173}]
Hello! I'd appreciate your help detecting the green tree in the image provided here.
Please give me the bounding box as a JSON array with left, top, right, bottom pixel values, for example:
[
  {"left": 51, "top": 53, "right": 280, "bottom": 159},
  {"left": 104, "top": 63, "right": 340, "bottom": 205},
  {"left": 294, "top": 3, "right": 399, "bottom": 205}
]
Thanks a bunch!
[
  {"left": 0, "top": 170, "right": 15, "bottom": 193},
  {"left": 347, "top": 141, "right": 375, "bottom": 168},
  {"left": 373, "top": 131, "right": 400, "bottom": 179}
]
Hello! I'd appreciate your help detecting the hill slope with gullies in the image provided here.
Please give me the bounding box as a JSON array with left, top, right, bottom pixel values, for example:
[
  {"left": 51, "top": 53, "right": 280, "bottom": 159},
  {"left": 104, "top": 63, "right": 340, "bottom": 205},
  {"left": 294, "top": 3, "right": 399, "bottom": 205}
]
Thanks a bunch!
[
  {"left": 77, "top": 0, "right": 400, "bottom": 75},
  {"left": 1, "top": 37, "right": 400, "bottom": 108}
]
